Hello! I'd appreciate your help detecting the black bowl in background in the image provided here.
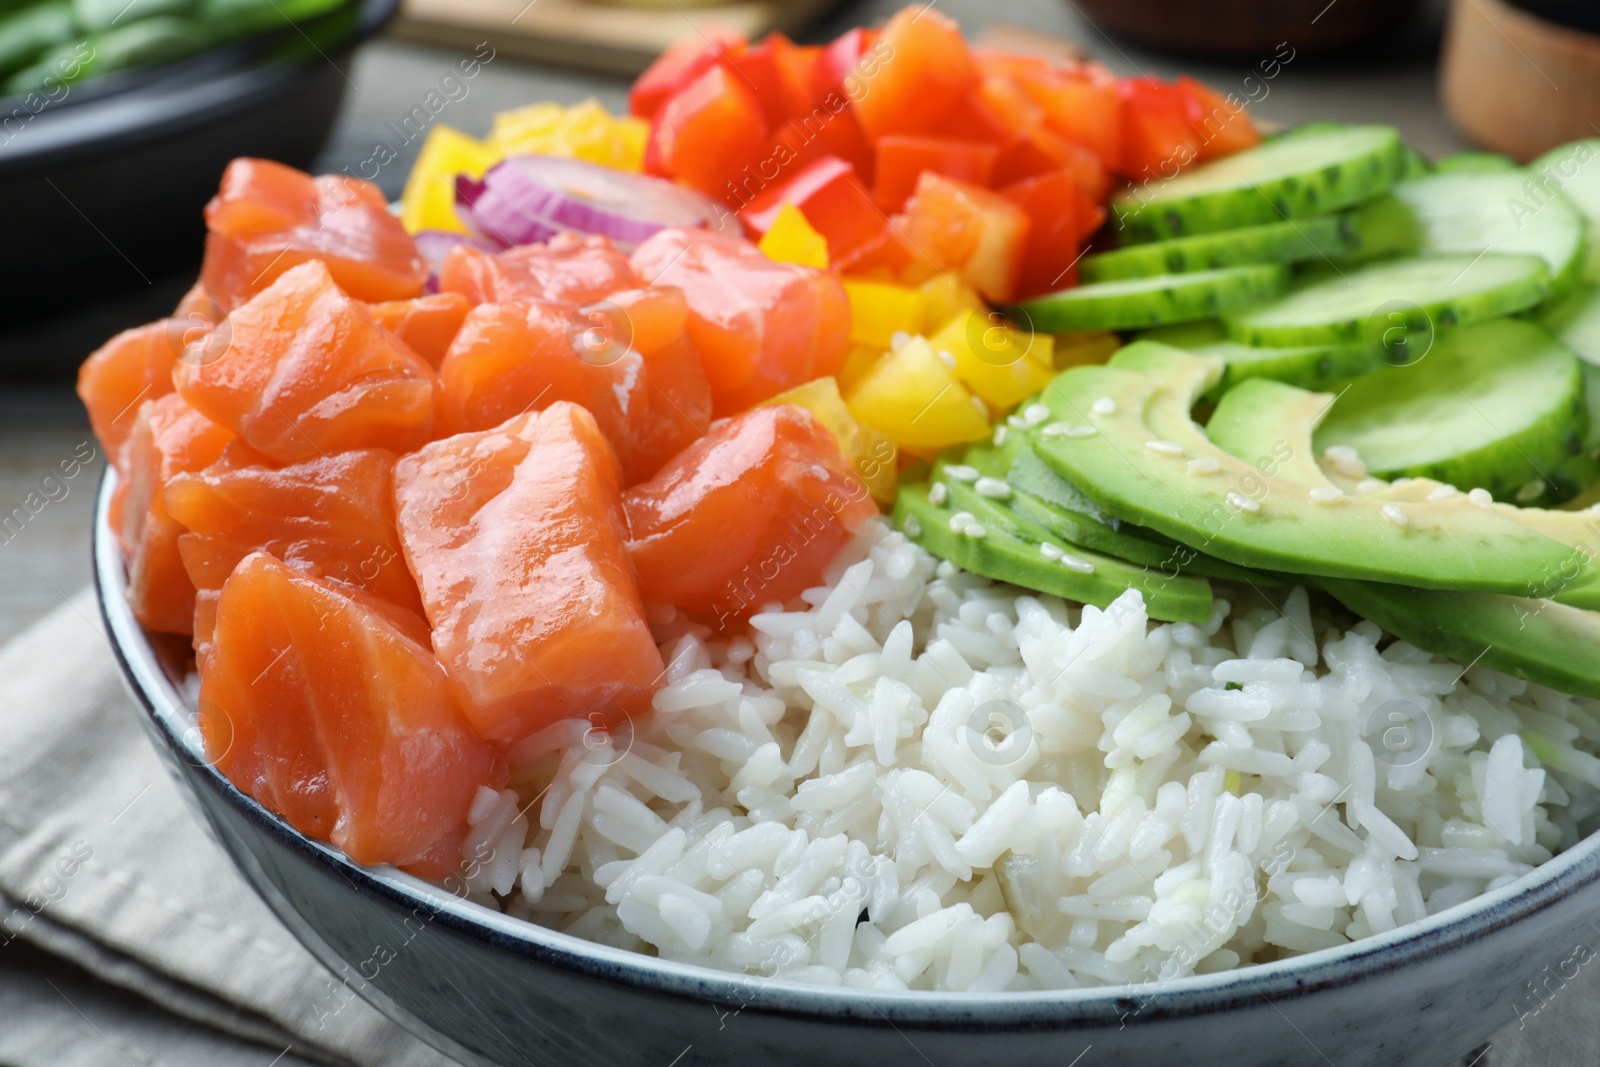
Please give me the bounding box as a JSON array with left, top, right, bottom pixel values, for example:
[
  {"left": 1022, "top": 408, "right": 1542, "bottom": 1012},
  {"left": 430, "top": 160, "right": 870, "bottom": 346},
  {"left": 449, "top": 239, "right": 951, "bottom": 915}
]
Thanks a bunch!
[
  {"left": 1069, "top": 0, "right": 1431, "bottom": 58},
  {"left": 0, "top": 0, "right": 396, "bottom": 345}
]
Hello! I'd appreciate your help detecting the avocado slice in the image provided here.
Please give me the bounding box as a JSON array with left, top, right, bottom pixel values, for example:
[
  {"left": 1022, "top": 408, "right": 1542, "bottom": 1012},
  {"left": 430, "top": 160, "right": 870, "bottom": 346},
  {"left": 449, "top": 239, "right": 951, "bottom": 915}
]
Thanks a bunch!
[
  {"left": 1032, "top": 342, "right": 1592, "bottom": 595},
  {"left": 891, "top": 474, "right": 1214, "bottom": 624}
]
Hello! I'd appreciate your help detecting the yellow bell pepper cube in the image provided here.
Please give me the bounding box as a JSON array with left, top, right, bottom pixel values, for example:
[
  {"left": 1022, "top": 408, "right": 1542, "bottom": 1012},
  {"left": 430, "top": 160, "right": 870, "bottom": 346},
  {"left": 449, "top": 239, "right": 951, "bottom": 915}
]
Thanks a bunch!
[
  {"left": 1053, "top": 331, "right": 1123, "bottom": 370},
  {"left": 491, "top": 98, "right": 647, "bottom": 172},
  {"left": 929, "top": 310, "right": 1056, "bottom": 410},
  {"left": 763, "top": 377, "right": 897, "bottom": 504},
  {"left": 843, "top": 279, "right": 927, "bottom": 349},
  {"left": 845, "top": 336, "right": 992, "bottom": 452},
  {"left": 758, "top": 204, "right": 829, "bottom": 270},
  {"left": 400, "top": 124, "right": 500, "bottom": 235},
  {"left": 918, "top": 274, "right": 985, "bottom": 335},
  {"left": 837, "top": 344, "right": 885, "bottom": 396}
]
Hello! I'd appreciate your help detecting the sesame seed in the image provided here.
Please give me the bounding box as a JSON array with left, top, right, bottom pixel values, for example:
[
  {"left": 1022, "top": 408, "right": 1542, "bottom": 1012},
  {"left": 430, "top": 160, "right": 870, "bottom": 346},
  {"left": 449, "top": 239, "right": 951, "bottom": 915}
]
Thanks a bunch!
[
  {"left": 1039, "top": 542, "right": 1064, "bottom": 561},
  {"left": 1468, "top": 488, "right": 1493, "bottom": 507},
  {"left": 902, "top": 514, "right": 921, "bottom": 537},
  {"left": 1024, "top": 402, "right": 1051, "bottom": 425},
  {"left": 965, "top": 523, "right": 987, "bottom": 538},
  {"left": 1225, "top": 491, "right": 1260, "bottom": 514},
  {"left": 1187, "top": 457, "right": 1221, "bottom": 475},
  {"left": 1308, "top": 486, "right": 1344, "bottom": 504},
  {"left": 975, "top": 476, "right": 1012, "bottom": 500},
  {"left": 928, "top": 482, "right": 948, "bottom": 506},
  {"left": 1090, "top": 397, "right": 1117, "bottom": 417},
  {"left": 1516, "top": 480, "right": 1544, "bottom": 503},
  {"left": 1356, "top": 478, "right": 1389, "bottom": 495},
  {"left": 936, "top": 348, "right": 957, "bottom": 369},
  {"left": 1392, "top": 477, "right": 1413, "bottom": 487},
  {"left": 1060, "top": 553, "right": 1096, "bottom": 574},
  {"left": 1066, "top": 424, "right": 1099, "bottom": 438},
  {"left": 1382, "top": 503, "right": 1408, "bottom": 527},
  {"left": 1144, "top": 439, "right": 1184, "bottom": 457},
  {"left": 947, "top": 511, "right": 976, "bottom": 533},
  {"left": 1426, "top": 485, "right": 1461, "bottom": 502},
  {"left": 943, "top": 464, "right": 980, "bottom": 483},
  {"left": 890, "top": 331, "right": 913, "bottom": 351},
  {"left": 1322, "top": 445, "right": 1366, "bottom": 479},
  {"left": 971, "top": 395, "right": 989, "bottom": 417},
  {"left": 992, "top": 424, "right": 1009, "bottom": 447}
]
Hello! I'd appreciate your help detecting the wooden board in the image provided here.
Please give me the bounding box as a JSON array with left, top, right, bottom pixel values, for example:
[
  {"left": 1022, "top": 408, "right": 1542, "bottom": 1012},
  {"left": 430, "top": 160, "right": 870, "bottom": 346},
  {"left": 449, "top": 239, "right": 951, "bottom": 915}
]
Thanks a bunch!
[{"left": 391, "top": 0, "right": 843, "bottom": 77}]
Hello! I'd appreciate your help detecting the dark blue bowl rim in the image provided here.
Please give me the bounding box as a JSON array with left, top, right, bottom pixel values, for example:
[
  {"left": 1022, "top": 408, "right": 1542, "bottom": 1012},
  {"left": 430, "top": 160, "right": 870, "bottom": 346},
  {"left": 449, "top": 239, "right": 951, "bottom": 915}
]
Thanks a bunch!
[{"left": 90, "top": 465, "right": 1600, "bottom": 1027}]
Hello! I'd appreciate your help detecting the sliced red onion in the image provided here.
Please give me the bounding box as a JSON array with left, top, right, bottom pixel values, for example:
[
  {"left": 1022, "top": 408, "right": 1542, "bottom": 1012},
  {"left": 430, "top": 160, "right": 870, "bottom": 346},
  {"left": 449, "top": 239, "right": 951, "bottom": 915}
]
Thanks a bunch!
[
  {"left": 412, "top": 229, "right": 500, "bottom": 293},
  {"left": 455, "top": 155, "right": 732, "bottom": 251}
]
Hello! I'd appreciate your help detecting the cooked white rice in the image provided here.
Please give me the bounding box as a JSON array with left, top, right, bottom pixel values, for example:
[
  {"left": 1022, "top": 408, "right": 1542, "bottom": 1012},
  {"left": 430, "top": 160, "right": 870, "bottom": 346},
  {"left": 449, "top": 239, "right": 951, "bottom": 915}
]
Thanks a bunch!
[{"left": 459, "top": 520, "right": 1600, "bottom": 991}]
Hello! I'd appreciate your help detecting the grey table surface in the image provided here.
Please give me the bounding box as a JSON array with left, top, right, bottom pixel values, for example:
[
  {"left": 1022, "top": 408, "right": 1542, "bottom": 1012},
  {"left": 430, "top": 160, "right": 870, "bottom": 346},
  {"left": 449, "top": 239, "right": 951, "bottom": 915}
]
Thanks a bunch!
[{"left": 0, "top": 1, "right": 1495, "bottom": 1063}]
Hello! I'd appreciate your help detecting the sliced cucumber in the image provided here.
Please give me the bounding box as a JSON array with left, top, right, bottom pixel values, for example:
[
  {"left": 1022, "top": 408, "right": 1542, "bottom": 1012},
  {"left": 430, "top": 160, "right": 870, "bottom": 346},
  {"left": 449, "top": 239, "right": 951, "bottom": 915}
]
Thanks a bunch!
[
  {"left": 1432, "top": 152, "right": 1518, "bottom": 174},
  {"left": 1348, "top": 170, "right": 1588, "bottom": 292},
  {"left": 1139, "top": 320, "right": 1379, "bottom": 399},
  {"left": 1222, "top": 253, "right": 1549, "bottom": 350},
  {"left": 1111, "top": 125, "right": 1407, "bottom": 242},
  {"left": 1081, "top": 216, "right": 1353, "bottom": 282},
  {"left": 892, "top": 481, "right": 1214, "bottom": 623},
  {"left": 1312, "top": 319, "right": 1585, "bottom": 500},
  {"left": 1032, "top": 344, "right": 1591, "bottom": 594},
  {"left": 1009, "top": 264, "right": 1287, "bottom": 333},
  {"left": 1322, "top": 581, "right": 1600, "bottom": 701},
  {"left": 1534, "top": 284, "right": 1600, "bottom": 502}
]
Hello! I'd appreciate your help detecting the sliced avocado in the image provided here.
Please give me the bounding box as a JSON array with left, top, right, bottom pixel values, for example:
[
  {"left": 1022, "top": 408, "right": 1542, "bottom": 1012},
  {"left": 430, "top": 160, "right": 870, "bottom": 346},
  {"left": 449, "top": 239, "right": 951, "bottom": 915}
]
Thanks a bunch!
[
  {"left": 1138, "top": 320, "right": 1379, "bottom": 401},
  {"left": 892, "top": 477, "right": 1214, "bottom": 624},
  {"left": 1033, "top": 342, "right": 1592, "bottom": 595}
]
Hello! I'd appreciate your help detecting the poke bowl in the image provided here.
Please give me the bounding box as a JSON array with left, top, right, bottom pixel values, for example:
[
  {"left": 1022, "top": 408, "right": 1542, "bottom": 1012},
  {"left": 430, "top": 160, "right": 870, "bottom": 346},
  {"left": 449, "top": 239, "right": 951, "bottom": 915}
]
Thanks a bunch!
[{"left": 85, "top": 7, "right": 1600, "bottom": 1067}]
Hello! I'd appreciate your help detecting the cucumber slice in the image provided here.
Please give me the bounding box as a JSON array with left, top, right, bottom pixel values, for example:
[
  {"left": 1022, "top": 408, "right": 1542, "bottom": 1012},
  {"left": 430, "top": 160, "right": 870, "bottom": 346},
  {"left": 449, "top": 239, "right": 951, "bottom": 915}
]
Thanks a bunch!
[
  {"left": 1081, "top": 216, "right": 1353, "bottom": 282},
  {"left": 1222, "top": 253, "right": 1549, "bottom": 350},
  {"left": 1139, "top": 320, "right": 1379, "bottom": 399},
  {"left": 892, "top": 481, "right": 1214, "bottom": 623},
  {"left": 1033, "top": 344, "right": 1592, "bottom": 594},
  {"left": 1533, "top": 284, "right": 1600, "bottom": 502},
  {"left": 1347, "top": 171, "right": 1588, "bottom": 292},
  {"left": 1432, "top": 152, "right": 1518, "bottom": 174},
  {"left": 1111, "top": 125, "right": 1406, "bottom": 242},
  {"left": 1321, "top": 581, "right": 1600, "bottom": 701},
  {"left": 1312, "top": 319, "right": 1586, "bottom": 500},
  {"left": 1009, "top": 264, "right": 1287, "bottom": 333}
]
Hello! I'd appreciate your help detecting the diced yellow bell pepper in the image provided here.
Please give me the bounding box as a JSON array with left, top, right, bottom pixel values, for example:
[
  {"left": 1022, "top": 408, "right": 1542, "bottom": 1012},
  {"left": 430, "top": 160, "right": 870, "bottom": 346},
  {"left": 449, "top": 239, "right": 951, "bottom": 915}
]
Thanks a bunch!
[
  {"left": 1053, "top": 331, "right": 1124, "bottom": 370},
  {"left": 929, "top": 310, "right": 1056, "bottom": 410},
  {"left": 918, "top": 274, "right": 985, "bottom": 335},
  {"left": 758, "top": 204, "right": 829, "bottom": 270},
  {"left": 843, "top": 279, "right": 927, "bottom": 349},
  {"left": 837, "top": 344, "right": 885, "bottom": 396},
  {"left": 491, "top": 98, "right": 647, "bottom": 172},
  {"left": 845, "top": 336, "right": 992, "bottom": 451},
  {"left": 400, "top": 124, "right": 500, "bottom": 235},
  {"left": 763, "top": 377, "right": 897, "bottom": 504}
]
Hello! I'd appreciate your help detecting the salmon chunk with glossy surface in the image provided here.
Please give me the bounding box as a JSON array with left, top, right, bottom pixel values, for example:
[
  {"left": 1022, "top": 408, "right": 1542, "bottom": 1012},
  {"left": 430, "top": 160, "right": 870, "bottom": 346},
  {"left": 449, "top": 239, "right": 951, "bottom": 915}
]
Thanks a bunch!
[
  {"left": 174, "top": 260, "right": 441, "bottom": 464},
  {"left": 200, "top": 551, "right": 503, "bottom": 877},
  {"left": 439, "top": 232, "right": 639, "bottom": 306},
  {"left": 368, "top": 291, "right": 472, "bottom": 367},
  {"left": 393, "top": 402, "right": 665, "bottom": 743},
  {"left": 624, "top": 404, "right": 879, "bottom": 628},
  {"left": 77, "top": 322, "right": 179, "bottom": 471}
]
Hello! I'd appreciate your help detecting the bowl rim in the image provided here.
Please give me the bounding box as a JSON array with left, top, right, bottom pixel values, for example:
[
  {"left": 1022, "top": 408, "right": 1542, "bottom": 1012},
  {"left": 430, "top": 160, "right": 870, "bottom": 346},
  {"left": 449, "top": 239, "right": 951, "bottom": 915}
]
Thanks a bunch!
[{"left": 91, "top": 465, "right": 1600, "bottom": 1026}]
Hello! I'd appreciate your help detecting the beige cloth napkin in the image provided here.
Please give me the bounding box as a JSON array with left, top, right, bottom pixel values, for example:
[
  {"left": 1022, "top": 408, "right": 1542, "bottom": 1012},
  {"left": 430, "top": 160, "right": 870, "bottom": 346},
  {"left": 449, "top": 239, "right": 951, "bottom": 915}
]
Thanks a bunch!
[
  {"left": 0, "top": 590, "right": 457, "bottom": 1067},
  {"left": 0, "top": 590, "right": 1591, "bottom": 1067}
]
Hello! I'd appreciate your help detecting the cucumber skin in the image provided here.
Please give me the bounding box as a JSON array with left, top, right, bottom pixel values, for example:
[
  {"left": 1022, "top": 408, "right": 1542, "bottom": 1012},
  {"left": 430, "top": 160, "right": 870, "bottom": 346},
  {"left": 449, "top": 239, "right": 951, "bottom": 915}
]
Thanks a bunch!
[
  {"left": 1081, "top": 216, "right": 1352, "bottom": 282},
  {"left": 1112, "top": 126, "right": 1408, "bottom": 243},
  {"left": 1011, "top": 264, "right": 1288, "bottom": 333}
]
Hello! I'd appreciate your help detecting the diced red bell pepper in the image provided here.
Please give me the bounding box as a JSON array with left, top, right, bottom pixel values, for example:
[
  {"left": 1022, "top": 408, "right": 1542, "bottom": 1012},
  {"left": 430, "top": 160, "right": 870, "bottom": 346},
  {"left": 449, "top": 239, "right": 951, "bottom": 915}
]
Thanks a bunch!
[
  {"left": 940, "top": 92, "right": 1012, "bottom": 145},
  {"left": 992, "top": 124, "right": 1110, "bottom": 198},
  {"left": 645, "top": 63, "right": 768, "bottom": 202},
  {"left": 874, "top": 136, "right": 999, "bottom": 212},
  {"left": 812, "top": 26, "right": 877, "bottom": 105},
  {"left": 1002, "top": 169, "right": 1104, "bottom": 298},
  {"left": 720, "top": 37, "right": 792, "bottom": 129},
  {"left": 975, "top": 74, "right": 1045, "bottom": 138},
  {"left": 1119, "top": 76, "right": 1203, "bottom": 180},
  {"left": 1179, "top": 75, "right": 1260, "bottom": 160},
  {"left": 851, "top": 8, "right": 978, "bottom": 141},
  {"left": 1023, "top": 66, "right": 1123, "bottom": 173},
  {"left": 770, "top": 34, "right": 823, "bottom": 116},
  {"left": 630, "top": 24, "right": 746, "bottom": 122},
  {"left": 894, "top": 172, "right": 1029, "bottom": 301},
  {"left": 767, "top": 105, "right": 876, "bottom": 185},
  {"left": 973, "top": 49, "right": 1056, "bottom": 80},
  {"left": 742, "top": 155, "right": 886, "bottom": 265}
]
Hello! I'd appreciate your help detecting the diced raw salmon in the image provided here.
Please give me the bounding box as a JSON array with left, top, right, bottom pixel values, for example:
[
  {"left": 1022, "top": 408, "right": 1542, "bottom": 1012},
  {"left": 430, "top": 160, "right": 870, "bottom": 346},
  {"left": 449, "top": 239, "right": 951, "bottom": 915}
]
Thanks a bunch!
[
  {"left": 120, "top": 394, "right": 234, "bottom": 634},
  {"left": 610, "top": 287, "right": 713, "bottom": 482},
  {"left": 393, "top": 402, "right": 664, "bottom": 743},
  {"left": 200, "top": 551, "right": 503, "bottom": 876},
  {"left": 77, "top": 322, "right": 179, "bottom": 471},
  {"left": 368, "top": 292, "right": 472, "bottom": 367},
  {"left": 174, "top": 260, "right": 441, "bottom": 464},
  {"left": 629, "top": 228, "right": 851, "bottom": 415},
  {"left": 165, "top": 445, "right": 423, "bottom": 652},
  {"left": 439, "top": 232, "right": 639, "bottom": 306},
  {"left": 201, "top": 159, "right": 427, "bottom": 311},
  {"left": 624, "top": 405, "right": 879, "bottom": 628}
]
